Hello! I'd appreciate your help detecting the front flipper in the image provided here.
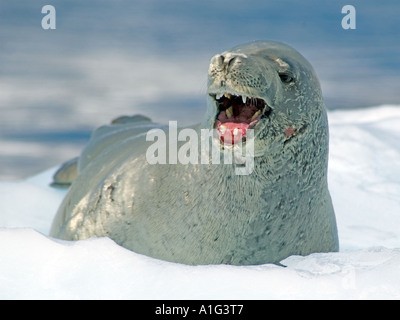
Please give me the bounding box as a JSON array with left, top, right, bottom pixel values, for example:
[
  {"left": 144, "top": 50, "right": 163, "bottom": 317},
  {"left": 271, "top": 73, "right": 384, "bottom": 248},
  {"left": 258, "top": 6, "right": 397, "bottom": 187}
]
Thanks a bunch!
[
  {"left": 51, "top": 157, "right": 78, "bottom": 188},
  {"left": 111, "top": 114, "right": 152, "bottom": 125}
]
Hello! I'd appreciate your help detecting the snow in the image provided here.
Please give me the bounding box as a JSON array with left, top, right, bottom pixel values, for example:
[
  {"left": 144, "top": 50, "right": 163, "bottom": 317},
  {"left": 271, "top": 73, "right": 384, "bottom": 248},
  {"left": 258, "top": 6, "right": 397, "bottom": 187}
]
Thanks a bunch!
[{"left": 1, "top": 105, "right": 400, "bottom": 300}]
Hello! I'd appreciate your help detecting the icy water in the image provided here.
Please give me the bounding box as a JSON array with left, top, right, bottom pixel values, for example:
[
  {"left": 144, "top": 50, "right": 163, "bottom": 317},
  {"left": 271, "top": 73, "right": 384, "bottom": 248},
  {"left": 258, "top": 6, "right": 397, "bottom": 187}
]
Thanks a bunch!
[{"left": 1, "top": 0, "right": 400, "bottom": 180}]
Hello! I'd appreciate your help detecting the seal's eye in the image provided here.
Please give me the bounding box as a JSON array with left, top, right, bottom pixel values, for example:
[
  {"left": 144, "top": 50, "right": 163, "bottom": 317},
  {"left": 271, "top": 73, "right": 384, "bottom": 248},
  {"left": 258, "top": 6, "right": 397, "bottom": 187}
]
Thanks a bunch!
[{"left": 278, "top": 72, "right": 294, "bottom": 84}]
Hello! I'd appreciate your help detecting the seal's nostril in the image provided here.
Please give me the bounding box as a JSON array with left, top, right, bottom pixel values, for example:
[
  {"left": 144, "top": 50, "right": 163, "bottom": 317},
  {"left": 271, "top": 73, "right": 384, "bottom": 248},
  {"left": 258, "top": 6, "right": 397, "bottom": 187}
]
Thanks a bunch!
[
  {"left": 215, "top": 54, "right": 225, "bottom": 68},
  {"left": 213, "top": 54, "right": 238, "bottom": 70},
  {"left": 227, "top": 56, "right": 237, "bottom": 68}
]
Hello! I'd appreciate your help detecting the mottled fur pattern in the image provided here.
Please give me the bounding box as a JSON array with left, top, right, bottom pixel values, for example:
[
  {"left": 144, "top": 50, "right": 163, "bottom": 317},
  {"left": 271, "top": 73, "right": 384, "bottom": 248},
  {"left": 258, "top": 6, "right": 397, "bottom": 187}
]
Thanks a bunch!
[{"left": 51, "top": 41, "right": 338, "bottom": 265}]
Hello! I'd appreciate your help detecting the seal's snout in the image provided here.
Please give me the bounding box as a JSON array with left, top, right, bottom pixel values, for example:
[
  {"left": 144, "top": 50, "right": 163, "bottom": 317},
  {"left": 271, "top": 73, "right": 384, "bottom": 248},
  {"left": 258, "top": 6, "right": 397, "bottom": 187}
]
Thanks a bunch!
[
  {"left": 212, "top": 53, "right": 243, "bottom": 71},
  {"left": 215, "top": 54, "right": 237, "bottom": 69},
  {"left": 208, "top": 51, "right": 273, "bottom": 147}
]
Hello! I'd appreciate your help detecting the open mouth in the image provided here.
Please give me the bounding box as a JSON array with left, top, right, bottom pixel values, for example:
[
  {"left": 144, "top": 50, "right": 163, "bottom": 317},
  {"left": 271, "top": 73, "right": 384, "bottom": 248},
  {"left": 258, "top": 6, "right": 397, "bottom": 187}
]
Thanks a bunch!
[{"left": 211, "top": 93, "right": 271, "bottom": 146}]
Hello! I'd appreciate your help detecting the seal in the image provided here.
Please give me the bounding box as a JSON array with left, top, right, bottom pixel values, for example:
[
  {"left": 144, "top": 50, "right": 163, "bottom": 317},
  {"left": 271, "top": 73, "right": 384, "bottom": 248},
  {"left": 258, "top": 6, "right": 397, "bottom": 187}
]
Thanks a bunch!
[{"left": 50, "top": 41, "right": 339, "bottom": 265}]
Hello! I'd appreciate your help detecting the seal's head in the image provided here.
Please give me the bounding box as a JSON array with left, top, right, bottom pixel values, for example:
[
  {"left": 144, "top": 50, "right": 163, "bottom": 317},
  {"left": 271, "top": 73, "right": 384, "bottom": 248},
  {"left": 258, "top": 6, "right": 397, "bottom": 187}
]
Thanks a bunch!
[{"left": 205, "top": 41, "right": 325, "bottom": 157}]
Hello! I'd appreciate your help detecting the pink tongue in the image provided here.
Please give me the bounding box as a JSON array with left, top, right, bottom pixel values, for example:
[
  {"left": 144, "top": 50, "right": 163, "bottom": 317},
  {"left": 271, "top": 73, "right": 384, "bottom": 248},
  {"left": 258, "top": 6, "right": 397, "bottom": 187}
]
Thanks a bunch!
[{"left": 218, "top": 122, "right": 249, "bottom": 145}]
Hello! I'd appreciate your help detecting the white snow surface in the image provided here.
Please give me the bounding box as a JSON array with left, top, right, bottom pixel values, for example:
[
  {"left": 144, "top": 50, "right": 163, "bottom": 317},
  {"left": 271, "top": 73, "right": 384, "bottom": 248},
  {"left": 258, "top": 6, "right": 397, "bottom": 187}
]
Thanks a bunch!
[{"left": 1, "top": 105, "right": 400, "bottom": 300}]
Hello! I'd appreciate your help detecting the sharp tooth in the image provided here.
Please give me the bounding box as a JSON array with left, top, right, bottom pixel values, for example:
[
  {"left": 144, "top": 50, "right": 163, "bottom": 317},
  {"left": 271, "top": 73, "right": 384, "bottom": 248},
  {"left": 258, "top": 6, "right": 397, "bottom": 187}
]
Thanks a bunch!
[
  {"left": 220, "top": 125, "right": 226, "bottom": 134},
  {"left": 225, "top": 106, "right": 233, "bottom": 118},
  {"left": 224, "top": 93, "right": 232, "bottom": 99},
  {"left": 242, "top": 95, "right": 247, "bottom": 104},
  {"left": 233, "top": 128, "right": 239, "bottom": 136},
  {"left": 216, "top": 93, "right": 224, "bottom": 100},
  {"left": 250, "top": 110, "right": 262, "bottom": 122}
]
